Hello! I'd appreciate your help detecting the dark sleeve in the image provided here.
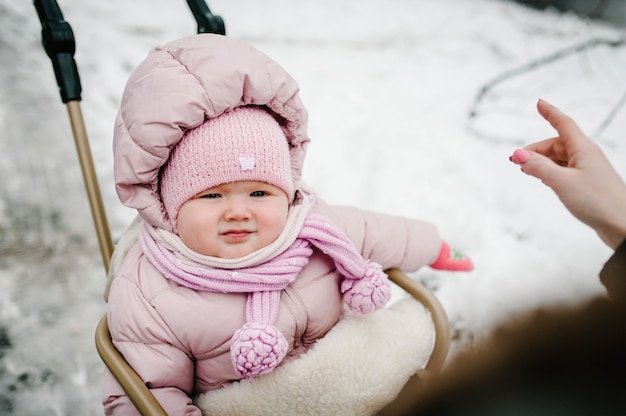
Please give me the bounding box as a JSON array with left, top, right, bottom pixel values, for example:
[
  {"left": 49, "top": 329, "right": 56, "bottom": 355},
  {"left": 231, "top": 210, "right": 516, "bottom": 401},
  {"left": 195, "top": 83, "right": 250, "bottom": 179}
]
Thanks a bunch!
[{"left": 599, "top": 238, "right": 626, "bottom": 304}]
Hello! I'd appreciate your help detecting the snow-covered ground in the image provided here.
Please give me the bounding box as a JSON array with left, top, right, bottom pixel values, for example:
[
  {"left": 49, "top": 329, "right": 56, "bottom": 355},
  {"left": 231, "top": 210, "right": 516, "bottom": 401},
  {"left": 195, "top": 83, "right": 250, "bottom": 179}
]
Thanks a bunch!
[{"left": 1, "top": 0, "right": 625, "bottom": 414}]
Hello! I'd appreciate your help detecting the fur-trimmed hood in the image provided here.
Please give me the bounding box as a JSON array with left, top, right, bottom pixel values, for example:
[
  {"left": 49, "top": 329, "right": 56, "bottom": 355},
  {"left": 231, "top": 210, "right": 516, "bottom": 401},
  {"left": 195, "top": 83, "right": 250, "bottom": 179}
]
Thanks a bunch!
[{"left": 113, "top": 34, "right": 309, "bottom": 232}]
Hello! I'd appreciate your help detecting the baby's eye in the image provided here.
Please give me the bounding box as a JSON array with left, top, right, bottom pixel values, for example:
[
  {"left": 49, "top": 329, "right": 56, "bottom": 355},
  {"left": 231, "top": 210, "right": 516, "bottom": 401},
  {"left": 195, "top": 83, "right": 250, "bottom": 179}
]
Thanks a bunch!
[
  {"left": 250, "top": 190, "right": 267, "bottom": 197},
  {"left": 200, "top": 193, "right": 221, "bottom": 199}
]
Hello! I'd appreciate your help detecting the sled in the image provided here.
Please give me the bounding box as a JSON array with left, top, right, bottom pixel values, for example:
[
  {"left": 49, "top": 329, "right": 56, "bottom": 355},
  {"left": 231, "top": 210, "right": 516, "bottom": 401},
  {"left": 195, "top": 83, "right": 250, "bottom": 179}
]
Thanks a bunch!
[{"left": 34, "top": 0, "right": 451, "bottom": 414}]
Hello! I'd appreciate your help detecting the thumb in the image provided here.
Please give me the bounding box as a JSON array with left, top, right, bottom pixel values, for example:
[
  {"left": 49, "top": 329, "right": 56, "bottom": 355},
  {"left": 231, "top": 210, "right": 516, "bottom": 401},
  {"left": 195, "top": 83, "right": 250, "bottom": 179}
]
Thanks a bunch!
[{"left": 511, "top": 148, "right": 565, "bottom": 188}]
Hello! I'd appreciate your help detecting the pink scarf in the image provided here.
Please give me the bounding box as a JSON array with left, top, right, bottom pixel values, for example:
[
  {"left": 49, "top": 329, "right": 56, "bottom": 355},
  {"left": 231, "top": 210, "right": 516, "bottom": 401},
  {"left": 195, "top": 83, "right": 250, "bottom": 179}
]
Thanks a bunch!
[{"left": 140, "top": 204, "right": 391, "bottom": 379}]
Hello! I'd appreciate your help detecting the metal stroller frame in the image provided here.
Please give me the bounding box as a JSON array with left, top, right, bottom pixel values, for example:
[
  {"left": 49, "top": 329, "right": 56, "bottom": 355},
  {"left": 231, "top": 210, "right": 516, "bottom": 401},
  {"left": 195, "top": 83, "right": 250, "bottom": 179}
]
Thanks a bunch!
[{"left": 34, "top": 1, "right": 451, "bottom": 414}]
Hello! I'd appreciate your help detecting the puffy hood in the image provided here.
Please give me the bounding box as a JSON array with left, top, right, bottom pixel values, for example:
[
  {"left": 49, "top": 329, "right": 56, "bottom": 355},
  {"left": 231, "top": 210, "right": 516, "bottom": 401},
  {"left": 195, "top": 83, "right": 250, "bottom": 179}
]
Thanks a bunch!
[{"left": 113, "top": 34, "right": 309, "bottom": 232}]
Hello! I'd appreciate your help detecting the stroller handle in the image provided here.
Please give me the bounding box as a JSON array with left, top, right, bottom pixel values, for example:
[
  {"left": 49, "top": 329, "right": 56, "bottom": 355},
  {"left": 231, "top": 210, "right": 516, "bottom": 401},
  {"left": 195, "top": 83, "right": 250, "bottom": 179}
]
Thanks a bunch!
[
  {"left": 186, "top": 0, "right": 226, "bottom": 35},
  {"left": 34, "top": 0, "right": 114, "bottom": 271},
  {"left": 34, "top": 0, "right": 81, "bottom": 103}
]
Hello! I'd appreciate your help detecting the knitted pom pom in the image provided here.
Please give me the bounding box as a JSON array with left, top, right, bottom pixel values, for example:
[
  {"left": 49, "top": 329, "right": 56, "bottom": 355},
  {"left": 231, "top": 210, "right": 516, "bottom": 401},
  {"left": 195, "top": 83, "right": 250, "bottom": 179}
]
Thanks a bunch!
[
  {"left": 341, "top": 261, "right": 391, "bottom": 314},
  {"left": 231, "top": 322, "right": 289, "bottom": 379}
]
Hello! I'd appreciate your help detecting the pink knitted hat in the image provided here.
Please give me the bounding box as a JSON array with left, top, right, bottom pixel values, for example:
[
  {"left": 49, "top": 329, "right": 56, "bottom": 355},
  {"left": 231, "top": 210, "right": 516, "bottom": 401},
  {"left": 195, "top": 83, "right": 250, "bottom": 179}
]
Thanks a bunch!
[{"left": 160, "top": 106, "right": 294, "bottom": 231}]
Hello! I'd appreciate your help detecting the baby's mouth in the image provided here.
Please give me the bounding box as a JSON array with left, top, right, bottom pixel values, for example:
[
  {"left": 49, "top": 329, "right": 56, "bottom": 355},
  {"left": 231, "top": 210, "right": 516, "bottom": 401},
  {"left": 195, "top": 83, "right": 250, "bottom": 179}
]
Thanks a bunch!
[{"left": 222, "top": 229, "right": 253, "bottom": 242}]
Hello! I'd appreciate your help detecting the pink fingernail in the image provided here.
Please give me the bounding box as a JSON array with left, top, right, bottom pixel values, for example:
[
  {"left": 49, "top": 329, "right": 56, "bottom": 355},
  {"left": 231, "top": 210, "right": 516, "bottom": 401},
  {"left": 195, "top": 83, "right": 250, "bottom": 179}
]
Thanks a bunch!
[{"left": 513, "top": 149, "right": 531, "bottom": 164}]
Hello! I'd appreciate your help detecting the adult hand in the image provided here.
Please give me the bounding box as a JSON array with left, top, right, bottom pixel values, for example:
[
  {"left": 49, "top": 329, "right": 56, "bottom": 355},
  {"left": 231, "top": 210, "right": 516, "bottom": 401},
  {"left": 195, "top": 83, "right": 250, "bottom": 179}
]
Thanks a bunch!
[{"left": 510, "top": 99, "right": 626, "bottom": 250}]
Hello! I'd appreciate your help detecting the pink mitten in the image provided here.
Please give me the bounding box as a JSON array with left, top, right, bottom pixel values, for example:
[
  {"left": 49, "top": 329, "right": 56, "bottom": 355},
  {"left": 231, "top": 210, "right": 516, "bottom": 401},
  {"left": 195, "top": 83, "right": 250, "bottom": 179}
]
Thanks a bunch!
[{"left": 430, "top": 241, "right": 474, "bottom": 272}]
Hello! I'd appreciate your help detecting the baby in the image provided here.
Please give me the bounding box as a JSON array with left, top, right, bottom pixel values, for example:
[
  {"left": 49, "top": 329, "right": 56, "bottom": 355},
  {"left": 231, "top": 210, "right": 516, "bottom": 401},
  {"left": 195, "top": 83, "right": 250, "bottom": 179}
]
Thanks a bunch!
[{"left": 103, "top": 34, "right": 472, "bottom": 415}]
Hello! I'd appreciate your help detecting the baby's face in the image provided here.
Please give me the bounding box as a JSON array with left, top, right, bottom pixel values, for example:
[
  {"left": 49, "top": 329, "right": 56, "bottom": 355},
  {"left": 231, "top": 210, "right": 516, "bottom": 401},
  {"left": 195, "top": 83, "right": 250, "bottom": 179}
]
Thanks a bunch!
[{"left": 177, "top": 181, "right": 289, "bottom": 259}]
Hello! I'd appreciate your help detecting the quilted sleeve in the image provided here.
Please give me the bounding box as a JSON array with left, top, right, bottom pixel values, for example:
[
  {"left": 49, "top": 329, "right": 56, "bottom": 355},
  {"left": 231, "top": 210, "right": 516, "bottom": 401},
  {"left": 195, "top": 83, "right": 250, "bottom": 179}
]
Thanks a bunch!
[{"left": 314, "top": 197, "right": 442, "bottom": 272}]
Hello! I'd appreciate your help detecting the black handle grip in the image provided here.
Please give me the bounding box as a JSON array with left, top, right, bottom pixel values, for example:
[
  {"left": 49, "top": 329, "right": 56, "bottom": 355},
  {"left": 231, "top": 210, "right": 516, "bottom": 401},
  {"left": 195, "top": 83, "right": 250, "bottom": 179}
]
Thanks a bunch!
[
  {"left": 186, "top": 0, "right": 226, "bottom": 35},
  {"left": 34, "top": 0, "right": 82, "bottom": 103}
]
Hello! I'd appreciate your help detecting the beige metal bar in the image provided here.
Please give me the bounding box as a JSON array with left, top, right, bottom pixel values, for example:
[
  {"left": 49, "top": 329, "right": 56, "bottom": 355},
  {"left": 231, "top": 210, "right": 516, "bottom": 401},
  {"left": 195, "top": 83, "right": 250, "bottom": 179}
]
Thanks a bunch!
[
  {"left": 66, "top": 100, "right": 114, "bottom": 271},
  {"left": 386, "top": 268, "right": 451, "bottom": 373},
  {"left": 95, "top": 316, "right": 168, "bottom": 415},
  {"left": 376, "top": 269, "right": 452, "bottom": 416}
]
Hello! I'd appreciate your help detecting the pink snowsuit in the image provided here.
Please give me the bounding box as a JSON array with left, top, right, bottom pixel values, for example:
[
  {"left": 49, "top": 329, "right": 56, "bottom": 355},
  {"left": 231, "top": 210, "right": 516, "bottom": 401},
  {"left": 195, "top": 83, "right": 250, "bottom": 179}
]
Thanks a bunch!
[{"left": 103, "top": 34, "right": 443, "bottom": 415}]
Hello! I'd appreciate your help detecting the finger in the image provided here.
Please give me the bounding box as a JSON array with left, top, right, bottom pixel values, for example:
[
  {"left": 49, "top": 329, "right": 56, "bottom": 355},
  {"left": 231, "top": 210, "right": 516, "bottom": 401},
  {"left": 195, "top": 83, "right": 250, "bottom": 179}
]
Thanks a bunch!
[
  {"left": 516, "top": 149, "right": 567, "bottom": 188},
  {"left": 523, "top": 136, "right": 568, "bottom": 163},
  {"left": 536, "top": 99, "right": 586, "bottom": 145}
]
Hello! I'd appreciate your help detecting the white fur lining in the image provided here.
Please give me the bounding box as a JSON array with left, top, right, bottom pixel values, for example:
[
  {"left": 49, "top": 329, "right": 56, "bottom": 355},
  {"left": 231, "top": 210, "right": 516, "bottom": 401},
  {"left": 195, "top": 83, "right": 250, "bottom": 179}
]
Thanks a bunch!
[{"left": 194, "top": 297, "right": 435, "bottom": 416}]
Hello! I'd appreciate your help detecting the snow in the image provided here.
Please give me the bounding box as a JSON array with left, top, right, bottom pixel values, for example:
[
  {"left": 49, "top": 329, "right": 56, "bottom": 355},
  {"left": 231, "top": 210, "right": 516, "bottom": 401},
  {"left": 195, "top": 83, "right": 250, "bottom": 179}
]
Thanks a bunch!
[{"left": 1, "top": 0, "right": 625, "bottom": 414}]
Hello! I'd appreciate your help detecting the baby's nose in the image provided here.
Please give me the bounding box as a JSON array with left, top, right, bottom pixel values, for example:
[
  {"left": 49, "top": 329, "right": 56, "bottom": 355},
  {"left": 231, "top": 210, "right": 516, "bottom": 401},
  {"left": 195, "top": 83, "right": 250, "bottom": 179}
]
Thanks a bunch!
[{"left": 224, "top": 197, "right": 251, "bottom": 220}]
